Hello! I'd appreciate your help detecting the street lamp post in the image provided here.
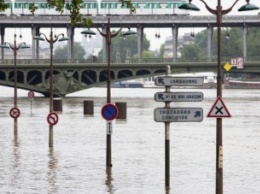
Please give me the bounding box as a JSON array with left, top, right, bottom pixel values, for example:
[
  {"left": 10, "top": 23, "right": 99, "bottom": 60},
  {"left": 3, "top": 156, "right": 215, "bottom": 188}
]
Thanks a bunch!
[
  {"left": 34, "top": 28, "right": 68, "bottom": 147},
  {"left": 179, "top": 1, "right": 258, "bottom": 193},
  {"left": 0, "top": 34, "right": 29, "bottom": 137},
  {"left": 81, "top": 18, "right": 136, "bottom": 168}
]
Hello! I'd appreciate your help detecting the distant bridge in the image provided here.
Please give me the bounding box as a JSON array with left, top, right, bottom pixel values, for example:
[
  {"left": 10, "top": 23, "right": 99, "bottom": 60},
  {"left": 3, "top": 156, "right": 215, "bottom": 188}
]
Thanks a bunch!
[
  {"left": 0, "top": 58, "right": 259, "bottom": 97},
  {"left": 1, "top": 14, "right": 260, "bottom": 61}
]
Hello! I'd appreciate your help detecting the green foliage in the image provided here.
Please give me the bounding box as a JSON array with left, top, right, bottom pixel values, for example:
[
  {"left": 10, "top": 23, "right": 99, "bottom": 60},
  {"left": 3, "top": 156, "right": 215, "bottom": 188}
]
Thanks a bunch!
[
  {"left": 247, "top": 27, "right": 260, "bottom": 59},
  {"left": 54, "top": 42, "right": 86, "bottom": 59},
  {"left": 180, "top": 43, "right": 202, "bottom": 60},
  {"left": 181, "top": 27, "right": 248, "bottom": 60},
  {"left": 158, "top": 44, "right": 165, "bottom": 58},
  {"left": 98, "top": 32, "right": 150, "bottom": 60},
  {"left": 0, "top": 0, "right": 134, "bottom": 27},
  {"left": 29, "top": 3, "right": 38, "bottom": 14},
  {"left": 132, "top": 50, "right": 155, "bottom": 58},
  {"left": 27, "top": 0, "right": 135, "bottom": 27},
  {"left": 118, "top": 0, "right": 136, "bottom": 13},
  {"left": 0, "top": 0, "right": 9, "bottom": 12}
]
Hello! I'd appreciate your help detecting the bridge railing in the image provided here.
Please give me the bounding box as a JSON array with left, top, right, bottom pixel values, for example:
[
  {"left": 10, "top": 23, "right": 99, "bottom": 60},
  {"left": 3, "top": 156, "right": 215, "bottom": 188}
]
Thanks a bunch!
[{"left": 0, "top": 56, "right": 259, "bottom": 65}]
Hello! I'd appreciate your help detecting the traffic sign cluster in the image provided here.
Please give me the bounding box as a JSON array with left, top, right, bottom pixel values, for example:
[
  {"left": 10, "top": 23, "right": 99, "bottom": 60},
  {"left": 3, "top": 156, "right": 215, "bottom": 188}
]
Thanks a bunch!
[{"left": 154, "top": 76, "right": 204, "bottom": 123}]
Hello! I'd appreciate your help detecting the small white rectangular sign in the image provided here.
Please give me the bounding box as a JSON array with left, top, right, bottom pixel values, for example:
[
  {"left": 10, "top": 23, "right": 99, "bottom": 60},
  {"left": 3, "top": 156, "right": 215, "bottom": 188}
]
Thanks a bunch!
[
  {"left": 154, "top": 107, "right": 203, "bottom": 122},
  {"left": 107, "top": 121, "right": 113, "bottom": 135},
  {"left": 154, "top": 92, "right": 204, "bottom": 102},
  {"left": 155, "top": 76, "right": 204, "bottom": 86}
]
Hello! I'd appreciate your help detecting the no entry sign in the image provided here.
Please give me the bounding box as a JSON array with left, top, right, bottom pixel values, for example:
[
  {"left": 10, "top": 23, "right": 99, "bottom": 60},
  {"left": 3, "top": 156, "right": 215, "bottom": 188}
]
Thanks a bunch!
[
  {"left": 47, "top": 112, "right": 59, "bottom": 126},
  {"left": 101, "top": 103, "right": 118, "bottom": 121},
  {"left": 9, "top": 107, "right": 20, "bottom": 119}
]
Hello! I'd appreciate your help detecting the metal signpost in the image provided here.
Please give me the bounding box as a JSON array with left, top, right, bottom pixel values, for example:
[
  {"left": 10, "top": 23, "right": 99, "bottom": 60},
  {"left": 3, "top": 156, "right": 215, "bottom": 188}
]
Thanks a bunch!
[
  {"left": 154, "top": 66, "right": 204, "bottom": 189},
  {"left": 28, "top": 91, "right": 35, "bottom": 114},
  {"left": 101, "top": 103, "right": 118, "bottom": 167}
]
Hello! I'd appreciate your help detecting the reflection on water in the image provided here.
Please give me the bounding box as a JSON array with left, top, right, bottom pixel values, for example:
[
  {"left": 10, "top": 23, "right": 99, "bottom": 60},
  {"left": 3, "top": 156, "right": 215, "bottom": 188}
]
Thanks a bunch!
[
  {"left": 106, "top": 168, "right": 114, "bottom": 194},
  {"left": 11, "top": 139, "right": 20, "bottom": 188},
  {"left": 48, "top": 148, "right": 58, "bottom": 194},
  {"left": 165, "top": 187, "right": 170, "bottom": 194},
  {"left": 0, "top": 88, "right": 260, "bottom": 193}
]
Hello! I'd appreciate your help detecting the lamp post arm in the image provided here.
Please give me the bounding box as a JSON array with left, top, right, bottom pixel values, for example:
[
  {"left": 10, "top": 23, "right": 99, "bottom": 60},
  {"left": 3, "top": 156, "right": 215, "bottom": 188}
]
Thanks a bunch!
[
  {"left": 39, "top": 33, "right": 49, "bottom": 42},
  {"left": 111, "top": 28, "right": 123, "bottom": 39},
  {"left": 17, "top": 42, "right": 27, "bottom": 50},
  {"left": 4, "top": 42, "right": 15, "bottom": 51},
  {"left": 222, "top": 0, "right": 239, "bottom": 15},
  {"left": 96, "top": 27, "right": 107, "bottom": 38},
  {"left": 95, "top": 25, "right": 128, "bottom": 39},
  {"left": 199, "top": 0, "right": 239, "bottom": 15},
  {"left": 199, "top": 0, "right": 217, "bottom": 15},
  {"left": 53, "top": 33, "right": 66, "bottom": 43}
]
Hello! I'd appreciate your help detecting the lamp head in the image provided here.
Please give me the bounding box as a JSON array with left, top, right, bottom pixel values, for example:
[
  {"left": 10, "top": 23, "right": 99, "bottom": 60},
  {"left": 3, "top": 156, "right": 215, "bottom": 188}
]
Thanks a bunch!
[
  {"left": 225, "top": 33, "right": 230, "bottom": 39},
  {"left": 81, "top": 29, "right": 96, "bottom": 35},
  {"left": 122, "top": 28, "right": 137, "bottom": 36},
  {"left": 34, "top": 36, "right": 45, "bottom": 41},
  {"left": 58, "top": 36, "right": 69, "bottom": 42},
  {"left": 238, "top": 0, "right": 259, "bottom": 11},
  {"left": 178, "top": 0, "right": 200, "bottom": 11},
  {"left": 0, "top": 43, "right": 10, "bottom": 49},
  {"left": 21, "top": 43, "right": 30, "bottom": 49}
]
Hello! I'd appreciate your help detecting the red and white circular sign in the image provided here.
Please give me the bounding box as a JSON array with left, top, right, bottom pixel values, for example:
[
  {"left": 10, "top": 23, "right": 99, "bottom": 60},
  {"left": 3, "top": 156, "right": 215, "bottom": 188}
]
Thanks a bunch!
[
  {"left": 9, "top": 107, "right": 20, "bottom": 119},
  {"left": 28, "top": 91, "right": 35, "bottom": 98},
  {"left": 47, "top": 112, "right": 59, "bottom": 126}
]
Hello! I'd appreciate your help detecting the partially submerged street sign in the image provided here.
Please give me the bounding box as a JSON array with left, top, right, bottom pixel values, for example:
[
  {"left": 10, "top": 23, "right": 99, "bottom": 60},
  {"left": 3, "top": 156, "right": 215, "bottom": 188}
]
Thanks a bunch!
[
  {"left": 154, "top": 107, "right": 203, "bottom": 122},
  {"left": 155, "top": 76, "right": 204, "bottom": 86},
  {"left": 154, "top": 92, "right": 204, "bottom": 102}
]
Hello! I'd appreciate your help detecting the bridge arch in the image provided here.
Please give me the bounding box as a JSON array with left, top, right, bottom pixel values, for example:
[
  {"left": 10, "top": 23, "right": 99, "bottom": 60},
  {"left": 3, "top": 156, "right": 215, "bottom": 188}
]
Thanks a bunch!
[
  {"left": 117, "top": 69, "right": 133, "bottom": 79},
  {"left": 8, "top": 70, "right": 24, "bottom": 84},
  {"left": 82, "top": 70, "right": 97, "bottom": 84},
  {"left": 45, "top": 70, "right": 60, "bottom": 80},
  {"left": 27, "top": 70, "right": 42, "bottom": 85},
  {"left": 99, "top": 70, "right": 115, "bottom": 82},
  {"left": 136, "top": 69, "right": 151, "bottom": 77},
  {"left": 154, "top": 69, "right": 166, "bottom": 74},
  {"left": 0, "top": 71, "right": 5, "bottom": 81}
]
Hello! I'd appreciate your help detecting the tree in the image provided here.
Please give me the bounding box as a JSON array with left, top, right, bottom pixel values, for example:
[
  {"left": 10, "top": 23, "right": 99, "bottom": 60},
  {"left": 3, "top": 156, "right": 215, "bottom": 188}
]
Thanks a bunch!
[
  {"left": 180, "top": 43, "right": 202, "bottom": 61},
  {"left": 30, "top": 0, "right": 134, "bottom": 27},
  {"left": 132, "top": 50, "right": 156, "bottom": 58},
  {"left": 158, "top": 44, "right": 165, "bottom": 58},
  {"left": 98, "top": 32, "right": 150, "bottom": 60},
  {"left": 54, "top": 42, "right": 86, "bottom": 59},
  {"left": 247, "top": 27, "right": 260, "bottom": 59},
  {"left": 181, "top": 27, "right": 245, "bottom": 60}
]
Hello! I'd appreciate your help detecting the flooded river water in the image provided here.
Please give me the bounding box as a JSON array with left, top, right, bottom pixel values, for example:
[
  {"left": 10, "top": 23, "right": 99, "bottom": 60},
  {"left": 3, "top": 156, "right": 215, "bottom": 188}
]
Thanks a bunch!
[{"left": 1, "top": 87, "right": 260, "bottom": 194}]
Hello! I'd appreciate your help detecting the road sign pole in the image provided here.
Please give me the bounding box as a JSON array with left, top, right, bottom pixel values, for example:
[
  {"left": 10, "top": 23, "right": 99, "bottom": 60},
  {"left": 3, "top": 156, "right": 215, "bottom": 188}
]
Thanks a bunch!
[
  {"left": 165, "top": 93, "right": 170, "bottom": 189},
  {"left": 165, "top": 65, "right": 171, "bottom": 189},
  {"left": 101, "top": 103, "right": 119, "bottom": 168}
]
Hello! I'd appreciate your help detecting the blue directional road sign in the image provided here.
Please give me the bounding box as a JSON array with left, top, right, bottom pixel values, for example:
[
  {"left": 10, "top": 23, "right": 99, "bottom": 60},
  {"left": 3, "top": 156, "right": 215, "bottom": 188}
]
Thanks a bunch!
[
  {"left": 155, "top": 76, "right": 204, "bottom": 86},
  {"left": 154, "top": 107, "right": 203, "bottom": 122},
  {"left": 101, "top": 103, "right": 118, "bottom": 121}
]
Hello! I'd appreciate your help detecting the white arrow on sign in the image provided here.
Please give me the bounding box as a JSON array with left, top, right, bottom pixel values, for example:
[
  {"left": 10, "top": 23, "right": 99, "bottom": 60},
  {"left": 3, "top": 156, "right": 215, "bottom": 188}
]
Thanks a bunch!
[
  {"left": 154, "top": 107, "right": 203, "bottom": 122},
  {"left": 154, "top": 92, "right": 204, "bottom": 102},
  {"left": 155, "top": 76, "right": 204, "bottom": 86}
]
